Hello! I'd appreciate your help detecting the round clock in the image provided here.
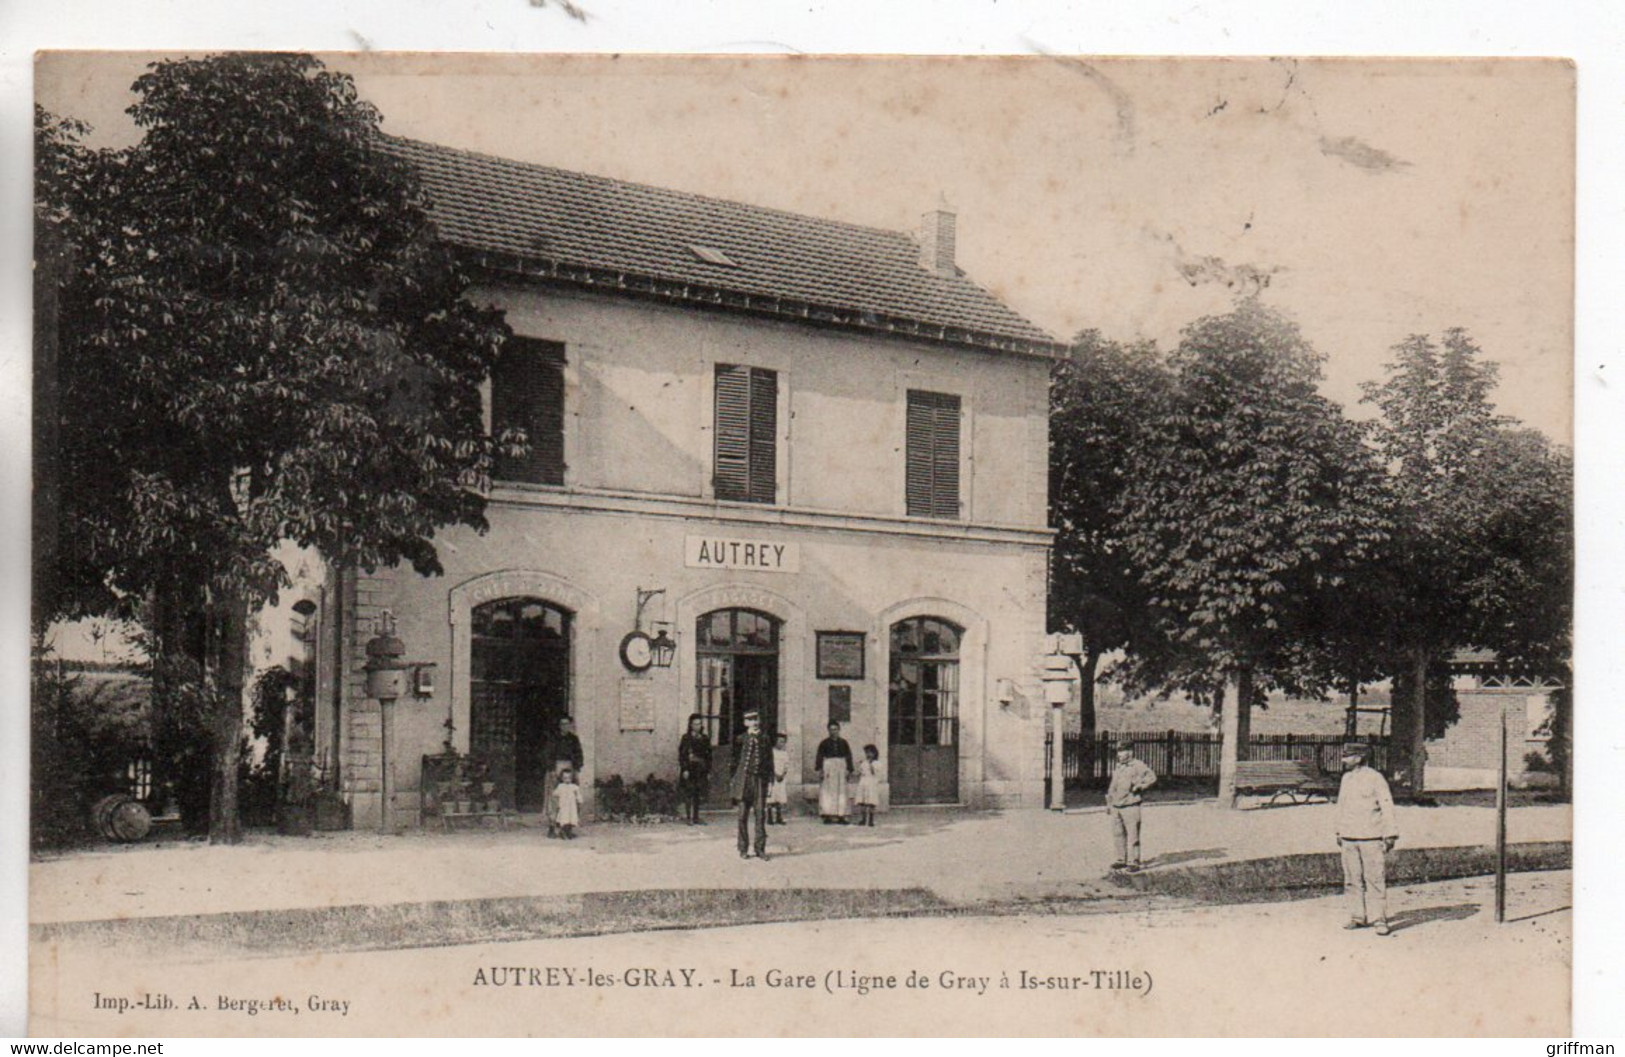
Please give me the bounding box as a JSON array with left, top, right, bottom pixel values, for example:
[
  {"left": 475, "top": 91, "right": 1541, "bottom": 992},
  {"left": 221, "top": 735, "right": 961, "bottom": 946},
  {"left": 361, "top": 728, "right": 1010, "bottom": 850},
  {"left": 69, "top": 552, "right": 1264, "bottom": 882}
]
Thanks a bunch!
[{"left": 619, "top": 630, "right": 655, "bottom": 672}]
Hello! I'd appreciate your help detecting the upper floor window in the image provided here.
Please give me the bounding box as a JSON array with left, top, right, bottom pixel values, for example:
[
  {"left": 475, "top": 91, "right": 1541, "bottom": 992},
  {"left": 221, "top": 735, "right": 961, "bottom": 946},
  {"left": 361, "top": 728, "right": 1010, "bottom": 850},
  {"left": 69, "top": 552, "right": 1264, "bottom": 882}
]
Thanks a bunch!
[
  {"left": 906, "top": 389, "right": 961, "bottom": 518},
  {"left": 492, "top": 338, "right": 566, "bottom": 486},
  {"left": 713, "top": 364, "right": 777, "bottom": 503}
]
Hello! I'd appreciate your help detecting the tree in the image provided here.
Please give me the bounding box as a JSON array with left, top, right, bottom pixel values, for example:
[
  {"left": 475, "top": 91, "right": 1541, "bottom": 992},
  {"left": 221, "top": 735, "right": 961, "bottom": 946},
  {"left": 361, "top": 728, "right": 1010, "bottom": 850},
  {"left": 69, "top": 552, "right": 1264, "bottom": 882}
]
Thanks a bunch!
[
  {"left": 1473, "top": 428, "right": 1572, "bottom": 797},
  {"left": 1048, "top": 331, "right": 1172, "bottom": 738},
  {"left": 1455, "top": 427, "right": 1572, "bottom": 674},
  {"left": 1358, "top": 329, "right": 1569, "bottom": 794},
  {"left": 33, "top": 107, "right": 104, "bottom": 635},
  {"left": 37, "top": 55, "right": 516, "bottom": 842},
  {"left": 1115, "top": 300, "right": 1389, "bottom": 805}
]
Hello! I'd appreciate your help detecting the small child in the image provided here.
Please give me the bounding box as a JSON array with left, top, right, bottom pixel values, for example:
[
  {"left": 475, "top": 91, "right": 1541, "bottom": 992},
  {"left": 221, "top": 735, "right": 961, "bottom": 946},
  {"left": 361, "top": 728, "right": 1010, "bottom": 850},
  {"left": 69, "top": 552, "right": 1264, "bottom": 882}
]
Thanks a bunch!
[
  {"left": 553, "top": 767, "right": 581, "bottom": 839},
  {"left": 855, "top": 744, "right": 881, "bottom": 827},
  {"left": 769, "top": 733, "right": 790, "bottom": 824}
]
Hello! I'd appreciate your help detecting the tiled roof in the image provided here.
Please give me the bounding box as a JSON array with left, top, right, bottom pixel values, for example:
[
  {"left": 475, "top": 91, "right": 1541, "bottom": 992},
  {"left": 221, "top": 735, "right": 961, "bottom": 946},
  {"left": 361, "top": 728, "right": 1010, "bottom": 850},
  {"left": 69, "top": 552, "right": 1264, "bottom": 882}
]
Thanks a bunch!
[{"left": 382, "top": 137, "right": 1061, "bottom": 357}]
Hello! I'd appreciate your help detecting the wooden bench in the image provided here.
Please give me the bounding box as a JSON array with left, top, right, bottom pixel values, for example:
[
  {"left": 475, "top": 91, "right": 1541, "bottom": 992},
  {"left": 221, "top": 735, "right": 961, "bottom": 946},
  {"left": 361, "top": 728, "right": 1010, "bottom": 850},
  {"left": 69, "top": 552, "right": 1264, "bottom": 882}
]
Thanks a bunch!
[{"left": 1234, "top": 759, "right": 1338, "bottom": 806}]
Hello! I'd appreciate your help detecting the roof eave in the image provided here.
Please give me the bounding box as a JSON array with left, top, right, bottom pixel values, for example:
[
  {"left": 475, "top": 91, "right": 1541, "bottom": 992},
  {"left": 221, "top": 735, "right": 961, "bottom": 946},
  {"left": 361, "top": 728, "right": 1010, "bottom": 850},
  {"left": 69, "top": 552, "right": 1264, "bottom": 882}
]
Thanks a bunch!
[{"left": 462, "top": 249, "right": 1067, "bottom": 361}]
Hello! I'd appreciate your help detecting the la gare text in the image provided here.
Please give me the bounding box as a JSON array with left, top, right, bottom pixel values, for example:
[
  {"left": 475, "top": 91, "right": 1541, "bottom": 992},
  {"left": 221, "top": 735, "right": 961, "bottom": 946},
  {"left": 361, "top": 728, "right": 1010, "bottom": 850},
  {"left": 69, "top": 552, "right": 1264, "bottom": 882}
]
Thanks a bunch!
[{"left": 471, "top": 966, "right": 1150, "bottom": 996}]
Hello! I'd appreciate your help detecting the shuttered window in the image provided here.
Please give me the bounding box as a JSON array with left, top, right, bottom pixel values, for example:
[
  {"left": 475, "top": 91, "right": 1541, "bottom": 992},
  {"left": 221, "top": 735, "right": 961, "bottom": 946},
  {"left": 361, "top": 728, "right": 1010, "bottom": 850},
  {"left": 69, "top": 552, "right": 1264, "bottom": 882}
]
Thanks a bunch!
[
  {"left": 713, "top": 364, "right": 777, "bottom": 503},
  {"left": 492, "top": 338, "right": 566, "bottom": 486},
  {"left": 906, "top": 389, "right": 961, "bottom": 519}
]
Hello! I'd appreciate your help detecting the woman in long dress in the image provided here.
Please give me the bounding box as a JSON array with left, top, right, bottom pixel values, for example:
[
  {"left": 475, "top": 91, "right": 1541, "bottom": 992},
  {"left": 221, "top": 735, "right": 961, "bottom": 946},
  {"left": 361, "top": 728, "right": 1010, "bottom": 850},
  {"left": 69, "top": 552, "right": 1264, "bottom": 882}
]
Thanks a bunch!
[{"left": 815, "top": 722, "right": 854, "bottom": 824}]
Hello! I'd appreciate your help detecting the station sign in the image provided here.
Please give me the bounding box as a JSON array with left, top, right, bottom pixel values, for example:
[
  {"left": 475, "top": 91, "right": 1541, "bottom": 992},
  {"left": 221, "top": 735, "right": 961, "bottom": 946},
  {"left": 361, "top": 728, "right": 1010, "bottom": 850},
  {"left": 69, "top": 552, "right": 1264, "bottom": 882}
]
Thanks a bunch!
[{"left": 685, "top": 535, "right": 800, "bottom": 573}]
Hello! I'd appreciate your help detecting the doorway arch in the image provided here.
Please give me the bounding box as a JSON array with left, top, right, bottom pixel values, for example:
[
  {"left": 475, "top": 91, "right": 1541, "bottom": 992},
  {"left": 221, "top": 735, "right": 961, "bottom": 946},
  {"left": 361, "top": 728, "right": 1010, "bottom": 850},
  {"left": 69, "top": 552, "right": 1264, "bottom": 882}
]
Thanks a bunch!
[
  {"left": 469, "top": 597, "right": 572, "bottom": 811},
  {"left": 887, "top": 615, "right": 964, "bottom": 804},
  {"left": 695, "top": 608, "right": 781, "bottom": 803},
  {"left": 877, "top": 597, "right": 987, "bottom": 806},
  {"left": 448, "top": 570, "right": 600, "bottom": 807}
]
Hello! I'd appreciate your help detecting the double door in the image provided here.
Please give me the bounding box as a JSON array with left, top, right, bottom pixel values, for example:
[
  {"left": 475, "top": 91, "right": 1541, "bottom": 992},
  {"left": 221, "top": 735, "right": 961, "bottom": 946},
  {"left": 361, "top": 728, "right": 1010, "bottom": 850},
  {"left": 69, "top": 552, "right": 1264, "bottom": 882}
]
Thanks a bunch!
[
  {"left": 470, "top": 598, "right": 571, "bottom": 812},
  {"left": 888, "top": 617, "right": 961, "bottom": 804},
  {"left": 695, "top": 608, "right": 780, "bottom": 805}
]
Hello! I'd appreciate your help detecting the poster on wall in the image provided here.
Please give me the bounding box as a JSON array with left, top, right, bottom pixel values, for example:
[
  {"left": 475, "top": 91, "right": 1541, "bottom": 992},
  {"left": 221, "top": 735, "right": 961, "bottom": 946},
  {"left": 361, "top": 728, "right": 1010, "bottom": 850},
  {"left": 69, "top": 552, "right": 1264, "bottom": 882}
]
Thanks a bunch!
[{"left": 816, "top": 631, "right": 866, "bottom": 680}]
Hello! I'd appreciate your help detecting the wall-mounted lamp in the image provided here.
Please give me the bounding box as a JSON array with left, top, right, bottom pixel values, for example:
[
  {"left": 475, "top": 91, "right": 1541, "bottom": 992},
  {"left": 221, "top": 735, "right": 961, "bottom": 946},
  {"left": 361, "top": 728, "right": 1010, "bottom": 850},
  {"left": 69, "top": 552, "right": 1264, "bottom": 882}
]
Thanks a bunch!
[
  {"left": 650, "top": 622, "right": 677, "bottom": 669},
  {"left": 996, "top": 677, "right": 1017, "bottom": 706}
]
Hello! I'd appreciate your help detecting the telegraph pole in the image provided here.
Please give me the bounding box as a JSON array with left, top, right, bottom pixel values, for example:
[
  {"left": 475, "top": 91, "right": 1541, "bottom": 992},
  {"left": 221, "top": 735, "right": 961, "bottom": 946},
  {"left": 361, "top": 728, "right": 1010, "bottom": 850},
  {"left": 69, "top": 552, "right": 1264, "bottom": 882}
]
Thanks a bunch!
[{"left": 1495, "top": 699, "right": 1508, "bottom": 923}]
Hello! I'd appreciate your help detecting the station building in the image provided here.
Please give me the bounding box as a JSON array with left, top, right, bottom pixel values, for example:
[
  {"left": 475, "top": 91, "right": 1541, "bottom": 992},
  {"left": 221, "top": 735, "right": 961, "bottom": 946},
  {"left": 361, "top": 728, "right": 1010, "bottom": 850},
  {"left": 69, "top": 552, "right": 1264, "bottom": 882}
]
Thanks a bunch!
[
  {"left": 304, "top": 139, "right": 1064, "bottom": 829},
  {"left": 1427, "top": 651, "right": 1564, "bottom": 791}
]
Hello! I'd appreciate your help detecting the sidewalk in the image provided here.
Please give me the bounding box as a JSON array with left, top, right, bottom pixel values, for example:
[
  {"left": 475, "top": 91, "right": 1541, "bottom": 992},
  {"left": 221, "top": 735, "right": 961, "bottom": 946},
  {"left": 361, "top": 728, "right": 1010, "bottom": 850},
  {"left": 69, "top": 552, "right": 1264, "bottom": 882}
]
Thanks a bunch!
[{"left": 30, "top": 798, "right": 1572, "bottom": 927}]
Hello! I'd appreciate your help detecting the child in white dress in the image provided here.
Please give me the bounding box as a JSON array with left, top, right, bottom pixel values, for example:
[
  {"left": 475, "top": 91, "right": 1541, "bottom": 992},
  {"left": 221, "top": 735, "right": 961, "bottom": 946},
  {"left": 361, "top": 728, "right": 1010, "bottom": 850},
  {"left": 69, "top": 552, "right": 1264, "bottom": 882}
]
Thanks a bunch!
[
  {"left": 769, "top": 733, "right": 790, "bottom": 825},
  {"left": 553, "top": 767, "right": 582, "bottom": 839},
  {"left": 856, "top": 745, "right": 881, "bottom": 827}
]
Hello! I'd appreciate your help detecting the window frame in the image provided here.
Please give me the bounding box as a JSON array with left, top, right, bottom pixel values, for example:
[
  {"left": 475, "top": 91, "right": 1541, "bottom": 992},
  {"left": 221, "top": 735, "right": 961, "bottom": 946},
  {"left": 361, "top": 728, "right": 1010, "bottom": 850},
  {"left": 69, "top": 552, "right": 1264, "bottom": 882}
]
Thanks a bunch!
[
  {"left": 490, "top": 337, "right": 568, "bottom": 487},
  {"left": 711, "top": 363, "right": 780, "bottom": 504},
  {"left": 905, "top": 387, "right": 963, "bottom": 519}
]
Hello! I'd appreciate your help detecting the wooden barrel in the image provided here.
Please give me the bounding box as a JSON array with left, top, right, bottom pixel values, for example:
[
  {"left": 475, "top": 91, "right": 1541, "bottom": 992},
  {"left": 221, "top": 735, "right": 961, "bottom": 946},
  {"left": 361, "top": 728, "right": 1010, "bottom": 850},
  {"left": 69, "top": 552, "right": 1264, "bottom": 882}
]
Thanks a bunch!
[
  {"left": 91, "top": 794, "right": 152, "bottom": 842},
  {"left": 91, "top": 794, "right": 124, "bottom": 839}
]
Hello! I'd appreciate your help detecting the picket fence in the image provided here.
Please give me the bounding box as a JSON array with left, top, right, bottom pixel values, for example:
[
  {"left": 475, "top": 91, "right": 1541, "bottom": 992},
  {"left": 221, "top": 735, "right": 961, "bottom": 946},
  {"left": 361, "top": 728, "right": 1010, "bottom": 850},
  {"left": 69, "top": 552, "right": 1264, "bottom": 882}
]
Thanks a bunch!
[{"left": 1047, "top": 730, "right": 1391, "bottom": 788}]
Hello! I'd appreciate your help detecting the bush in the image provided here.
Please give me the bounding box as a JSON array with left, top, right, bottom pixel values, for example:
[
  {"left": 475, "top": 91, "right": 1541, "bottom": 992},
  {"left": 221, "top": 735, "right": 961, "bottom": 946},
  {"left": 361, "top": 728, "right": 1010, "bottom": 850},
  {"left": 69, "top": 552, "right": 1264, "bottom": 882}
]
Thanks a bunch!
[
  {"left": 148, "top": 653, "right": 219, "bottom": 835},
  {"left": 593, "top": 773, "right": 680, "bottom": 822},
  {"left": 30, "top": 652, "right": 152, "bottom": 850}
]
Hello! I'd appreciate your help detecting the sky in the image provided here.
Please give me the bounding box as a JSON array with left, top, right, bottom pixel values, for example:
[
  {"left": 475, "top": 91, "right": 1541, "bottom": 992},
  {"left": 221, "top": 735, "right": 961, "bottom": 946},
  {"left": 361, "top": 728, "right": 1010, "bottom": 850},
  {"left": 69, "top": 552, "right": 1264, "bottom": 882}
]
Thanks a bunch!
[{"left": 35, "top": 53, "right": 1575, "bottom": 440}]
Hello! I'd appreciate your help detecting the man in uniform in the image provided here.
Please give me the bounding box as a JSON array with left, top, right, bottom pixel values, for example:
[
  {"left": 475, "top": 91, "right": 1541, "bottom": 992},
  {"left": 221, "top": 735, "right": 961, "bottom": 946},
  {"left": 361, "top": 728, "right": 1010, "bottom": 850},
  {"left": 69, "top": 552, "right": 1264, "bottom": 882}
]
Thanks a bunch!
[
  {"left": 730, "top": 709, "right": 774, "bottom": 860},
  {"left": 1335, "top": 742, "right": 1399, "bottom": 935}
]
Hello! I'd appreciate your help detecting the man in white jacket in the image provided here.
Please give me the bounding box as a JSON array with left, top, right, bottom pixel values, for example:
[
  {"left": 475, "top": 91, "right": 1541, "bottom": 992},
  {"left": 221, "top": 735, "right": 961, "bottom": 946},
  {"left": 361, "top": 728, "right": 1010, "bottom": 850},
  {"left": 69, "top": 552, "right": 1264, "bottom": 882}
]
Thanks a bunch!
[
  {"left": 1335, "top": 743, "right": 1399, "bottom": 935},
  {"left": 1106, "top": 745, "right": 1157, "bottom": 872}
]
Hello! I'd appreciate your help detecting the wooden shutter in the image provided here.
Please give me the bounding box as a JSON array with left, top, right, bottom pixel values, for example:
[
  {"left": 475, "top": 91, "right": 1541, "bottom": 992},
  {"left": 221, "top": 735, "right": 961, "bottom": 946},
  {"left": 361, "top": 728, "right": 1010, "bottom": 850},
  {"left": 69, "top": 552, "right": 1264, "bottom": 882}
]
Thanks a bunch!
[
  {"left": 493, "top": 338, "right": 566, "bottom": 485},
  {"left": 714, "top": 365, "right": 777, "bottom": 503},
  {"left": 906, "top": 390, "right": 960, "bottom": 518}
]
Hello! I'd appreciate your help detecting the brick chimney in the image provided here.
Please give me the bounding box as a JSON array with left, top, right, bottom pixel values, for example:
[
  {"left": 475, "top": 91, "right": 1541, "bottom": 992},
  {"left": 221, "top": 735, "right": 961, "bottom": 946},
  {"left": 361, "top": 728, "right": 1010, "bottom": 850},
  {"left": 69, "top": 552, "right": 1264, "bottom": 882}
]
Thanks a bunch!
[{"left": 919, "top": 204, "right": 957, "bottom": 278}]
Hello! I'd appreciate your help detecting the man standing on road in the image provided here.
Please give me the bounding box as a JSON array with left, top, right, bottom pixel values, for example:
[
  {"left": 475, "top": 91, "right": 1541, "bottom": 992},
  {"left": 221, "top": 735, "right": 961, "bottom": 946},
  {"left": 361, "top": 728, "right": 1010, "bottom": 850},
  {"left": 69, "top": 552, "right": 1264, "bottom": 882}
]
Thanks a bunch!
[
  {"left": 1106, "top": 744, "right": 1157, "bottom": 872},
  {"left": 1335, "top": 743, "right": 1399, "bottom": 935},
  {"left": 731, "top": 709, "right": 774, "bottom": 860}
]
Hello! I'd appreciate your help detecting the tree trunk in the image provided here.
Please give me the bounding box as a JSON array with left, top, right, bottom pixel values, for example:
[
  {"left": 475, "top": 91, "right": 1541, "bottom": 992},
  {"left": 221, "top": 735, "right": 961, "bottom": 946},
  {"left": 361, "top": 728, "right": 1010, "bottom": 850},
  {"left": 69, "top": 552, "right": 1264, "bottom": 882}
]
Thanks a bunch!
[
  {"left": 207, "top": 595, "right": 249, "bottom": 845},
  {"left": 1409, "top": 647, "right": 1430, "bottom": 797},
  {"left": 1234, "top": 668, "right": 1253, "bottom": 760},
  {"left": 1076, "top": 649, "right": 1100, "bottom": 741},
  {"left": 1216, "top": 668, "right": 1248, "bottom": 808},
  {"left": 150, "top": 575, "right": 207, "bottom": 826},
  {"left": 1345, "top": 678, "right": 1360, "bottom": 739}
]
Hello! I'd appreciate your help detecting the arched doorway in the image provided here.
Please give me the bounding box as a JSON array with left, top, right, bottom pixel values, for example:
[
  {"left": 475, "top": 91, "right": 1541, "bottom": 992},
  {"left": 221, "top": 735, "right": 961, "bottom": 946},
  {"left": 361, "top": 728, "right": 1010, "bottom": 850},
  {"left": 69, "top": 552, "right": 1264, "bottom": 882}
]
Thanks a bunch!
[
  {"left": 695, "top": 608, "right": 780, "bottom": 804},
  {"left": 888, "top": 616, "right": 962, "bottom": 804},
  {"left": 470, "top": 597, "right": 572, "bottom": 812}
]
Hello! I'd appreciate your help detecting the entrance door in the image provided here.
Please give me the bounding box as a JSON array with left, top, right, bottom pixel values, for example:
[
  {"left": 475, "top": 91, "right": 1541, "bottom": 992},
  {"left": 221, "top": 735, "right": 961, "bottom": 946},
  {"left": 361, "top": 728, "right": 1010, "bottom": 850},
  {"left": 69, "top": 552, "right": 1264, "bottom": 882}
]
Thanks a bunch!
[
  {"left": 695, "top": 608, "right": 780, "bottom": 805},
  {"left": 888, "top": 616, "right": 962, "bottom": 804},
  {"left": 470, "top": 598, "right": 572, "bottom": 812}
]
